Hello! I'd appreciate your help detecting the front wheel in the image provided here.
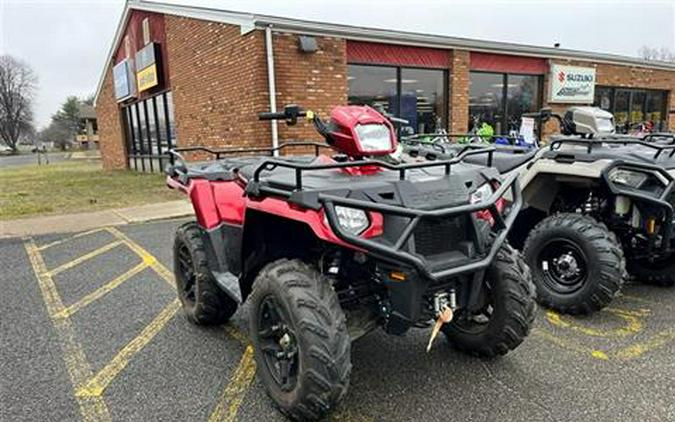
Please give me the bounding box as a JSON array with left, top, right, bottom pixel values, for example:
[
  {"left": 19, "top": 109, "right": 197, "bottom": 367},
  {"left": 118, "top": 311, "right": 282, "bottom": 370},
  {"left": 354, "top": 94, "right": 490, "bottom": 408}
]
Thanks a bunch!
[
  {"left": 628, "top": 255, "right": 675, "bottom": 287},
  {"left": 523, "top": 213, "right": 625, "bottom": 315},
  {"left": 442, "top": 243, "right": 536, "bottom": 358},
  {"left": 249, "top": 259, "right": 351, "bottom": 420}
]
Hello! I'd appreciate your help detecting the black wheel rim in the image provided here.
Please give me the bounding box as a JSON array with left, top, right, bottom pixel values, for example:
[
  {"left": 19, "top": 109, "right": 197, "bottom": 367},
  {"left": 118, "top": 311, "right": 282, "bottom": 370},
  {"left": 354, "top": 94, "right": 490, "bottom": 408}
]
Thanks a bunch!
[
  {"left": 176, "top": 243, "right": 196, "bottom": 305},
  {"left": 453, "top": 280, "right": 494, "bottom": 334},
  {"left": 257, "top": 296, "right": 299, "bottom": 391},
  {"left": 537, "top": 238, "right": 588, "bottom": 294}
]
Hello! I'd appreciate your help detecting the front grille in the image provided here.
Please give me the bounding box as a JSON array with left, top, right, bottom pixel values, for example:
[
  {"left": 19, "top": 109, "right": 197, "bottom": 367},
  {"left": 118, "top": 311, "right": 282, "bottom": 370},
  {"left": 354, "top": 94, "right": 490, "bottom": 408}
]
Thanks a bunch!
[{"left": 413, "top": 216, "right": 468, "bottom": 257}]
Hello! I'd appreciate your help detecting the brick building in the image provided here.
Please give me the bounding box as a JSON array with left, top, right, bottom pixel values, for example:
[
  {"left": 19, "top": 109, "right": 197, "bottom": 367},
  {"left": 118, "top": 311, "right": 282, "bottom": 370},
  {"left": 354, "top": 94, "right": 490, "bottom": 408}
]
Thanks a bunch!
[{"left": 95, "top": 0, "right": 675, "bottom": 171}]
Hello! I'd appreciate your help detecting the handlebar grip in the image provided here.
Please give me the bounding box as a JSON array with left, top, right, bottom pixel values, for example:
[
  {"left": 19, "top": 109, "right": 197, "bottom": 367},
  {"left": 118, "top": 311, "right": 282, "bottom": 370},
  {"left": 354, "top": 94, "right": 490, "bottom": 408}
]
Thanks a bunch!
[{"left": 258, "top": 112, "right": 288, "bottom": 121}]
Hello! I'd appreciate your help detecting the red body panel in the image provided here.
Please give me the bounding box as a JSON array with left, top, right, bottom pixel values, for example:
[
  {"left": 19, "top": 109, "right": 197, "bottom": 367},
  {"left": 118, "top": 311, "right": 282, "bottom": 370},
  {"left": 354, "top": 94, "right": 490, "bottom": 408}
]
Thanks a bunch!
[{"left": 171, "top": 176, "right": 381, "bottom": 250}]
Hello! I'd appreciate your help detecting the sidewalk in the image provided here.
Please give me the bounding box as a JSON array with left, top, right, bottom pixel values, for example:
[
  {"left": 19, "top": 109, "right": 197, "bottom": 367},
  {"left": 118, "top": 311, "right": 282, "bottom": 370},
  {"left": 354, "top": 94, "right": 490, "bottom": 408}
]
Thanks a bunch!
[{"left": 0, "top": 200, "right": 193, "bottom": 238}]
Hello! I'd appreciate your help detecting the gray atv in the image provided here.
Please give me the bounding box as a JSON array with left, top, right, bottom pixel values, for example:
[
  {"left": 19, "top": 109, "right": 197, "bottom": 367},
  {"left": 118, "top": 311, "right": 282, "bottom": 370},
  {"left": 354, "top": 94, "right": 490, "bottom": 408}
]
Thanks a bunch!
[{"left": 402, "top": 107, "right": 675, "bottom": 314}]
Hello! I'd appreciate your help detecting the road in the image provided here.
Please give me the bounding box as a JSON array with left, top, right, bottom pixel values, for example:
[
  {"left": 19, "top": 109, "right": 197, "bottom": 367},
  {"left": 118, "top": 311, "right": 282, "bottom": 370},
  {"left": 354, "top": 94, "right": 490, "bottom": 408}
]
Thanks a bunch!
[
  {"left": 2, "top": 218, "right": 674, "bottom": 421},
  {"left": 0, "top": 151, "right": 70, "bottom": 168}
]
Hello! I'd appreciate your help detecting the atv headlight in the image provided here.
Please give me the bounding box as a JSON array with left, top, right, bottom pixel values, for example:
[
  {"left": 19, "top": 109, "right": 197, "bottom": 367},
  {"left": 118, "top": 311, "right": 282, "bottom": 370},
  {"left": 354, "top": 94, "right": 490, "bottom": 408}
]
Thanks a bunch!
[
  {"left": 355, "top": 124, "right": 392, "bottom": 152},
  {"left": 470, "top": 183, "right": 493, "bottom": 204},
  {"left": 335, "top": 206, "right": 369, "bottom": 235},
  {"left": 609, "top": 168, "right": 649, "bottom": 189}
]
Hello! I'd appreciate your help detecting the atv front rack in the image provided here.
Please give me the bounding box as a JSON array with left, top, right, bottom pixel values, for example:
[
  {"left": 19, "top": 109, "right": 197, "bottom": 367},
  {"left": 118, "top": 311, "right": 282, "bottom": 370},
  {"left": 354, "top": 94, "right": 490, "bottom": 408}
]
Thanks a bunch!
[{"left": 321, "top": 171, "right": 522, "bottom": 283}]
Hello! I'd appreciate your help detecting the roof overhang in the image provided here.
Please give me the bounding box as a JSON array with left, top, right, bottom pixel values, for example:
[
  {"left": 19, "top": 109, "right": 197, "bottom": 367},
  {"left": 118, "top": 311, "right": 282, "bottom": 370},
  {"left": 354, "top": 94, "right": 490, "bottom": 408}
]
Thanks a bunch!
[{"left": 94, "top": 0, "right": 675, "bottom": 106}]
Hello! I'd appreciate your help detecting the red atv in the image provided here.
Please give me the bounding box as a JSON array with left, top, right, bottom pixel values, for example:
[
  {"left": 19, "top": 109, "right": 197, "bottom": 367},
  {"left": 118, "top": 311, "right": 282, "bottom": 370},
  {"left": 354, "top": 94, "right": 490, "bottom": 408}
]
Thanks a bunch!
[{"left": 166, "top": 105, "right": 535, "bottom": 420}]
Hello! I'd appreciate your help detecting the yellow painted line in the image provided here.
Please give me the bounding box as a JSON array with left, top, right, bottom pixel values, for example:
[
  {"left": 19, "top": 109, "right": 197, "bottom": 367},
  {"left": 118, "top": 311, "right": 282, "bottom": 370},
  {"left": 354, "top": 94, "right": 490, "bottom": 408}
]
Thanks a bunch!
[
  {"left": 76, "top": 298, "right": 180, "bottom": 397},
  {"left": 223, "top": 324, "right": 250, "bottom": 346},
  {"left": 105, "top": 227, "right": 174, "bottom": 286},
  {"left": 614, "top": 328, "right": 675, "bottom": 360},
  {"left": 54, "top": 262, "right": 148, "bottom": 319},
  {"left": 47, "top": 241, "right": 123, "bottom": 276},
  {"left": 36, "top": 228, "right": 105, "bottom": 251},
  {"left": 24, "top": 238, "right": 112, "bottom": 421},
  {"left": 532, "top": 328, "right": 608, "bottom": 361},
  {"left": 545, "top": 307, "right": 648, "bottom": 338},
  {"left": 208, "top": 345, "right": 257, "bottom": 422}
]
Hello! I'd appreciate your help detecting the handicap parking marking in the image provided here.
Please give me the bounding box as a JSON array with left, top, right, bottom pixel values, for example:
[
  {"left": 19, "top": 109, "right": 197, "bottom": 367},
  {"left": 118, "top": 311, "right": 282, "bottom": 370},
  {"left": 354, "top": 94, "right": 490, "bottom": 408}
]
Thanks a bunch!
[
  {"left": 208, "top": 344, "right": 257, "bottom": 422},
  {"left": 52, "top": 262, "right": 148, "bottom": 319},
  {"left": 75, "top": 298, "right": 181, "bottom": 398},
  {"left": 545, "top": 307, "right": 649, "bottom": 338},
  {"left": 26, "top": 226, "right": 259, "bottom": 422},
  {"left": 535, "top": 295, "right": 675, "bottom": 361},
  {"left": 46, "top": 241, "right": 123, "bottom": 277},
  {"left": 24, "top": 237, "right": 113, "bottom": 421}
]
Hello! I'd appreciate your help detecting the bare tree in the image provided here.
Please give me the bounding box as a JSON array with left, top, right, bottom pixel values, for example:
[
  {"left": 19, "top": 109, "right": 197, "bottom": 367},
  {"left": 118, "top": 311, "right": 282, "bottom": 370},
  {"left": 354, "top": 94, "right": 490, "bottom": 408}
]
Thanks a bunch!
[
  {"left": 639, "top": 46, "right": 675, "bottom": 62},
  {"left": 0, "top": 55, "right": 37, "bottom": 153}
]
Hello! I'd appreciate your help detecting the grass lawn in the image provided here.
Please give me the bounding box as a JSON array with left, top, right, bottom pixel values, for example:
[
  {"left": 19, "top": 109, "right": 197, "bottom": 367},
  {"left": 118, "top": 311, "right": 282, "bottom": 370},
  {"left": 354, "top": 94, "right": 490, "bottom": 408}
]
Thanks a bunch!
[{"left": 0, "top": 160, "right": 182, "bottom": 220}]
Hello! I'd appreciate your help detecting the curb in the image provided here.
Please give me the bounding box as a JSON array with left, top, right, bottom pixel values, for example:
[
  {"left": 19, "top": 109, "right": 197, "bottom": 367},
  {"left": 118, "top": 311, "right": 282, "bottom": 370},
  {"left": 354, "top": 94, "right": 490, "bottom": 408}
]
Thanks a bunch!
[{"left": 0, "top": 200, "right": 193, "bottom": 238}]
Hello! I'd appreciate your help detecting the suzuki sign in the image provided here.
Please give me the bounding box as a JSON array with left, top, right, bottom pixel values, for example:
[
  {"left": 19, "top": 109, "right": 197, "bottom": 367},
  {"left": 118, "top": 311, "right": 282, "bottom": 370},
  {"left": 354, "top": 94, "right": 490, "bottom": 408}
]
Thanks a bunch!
[{"left": 549, "top": 64, "right": 596, "bottom": 103}]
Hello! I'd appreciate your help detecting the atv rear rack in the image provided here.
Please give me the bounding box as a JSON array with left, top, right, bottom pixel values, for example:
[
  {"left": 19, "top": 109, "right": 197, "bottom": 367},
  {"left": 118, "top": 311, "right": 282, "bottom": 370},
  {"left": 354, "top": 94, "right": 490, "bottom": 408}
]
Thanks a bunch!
[
  {"left": 247, "top": 145, "right": 496, "bottom": 193},
  {"left": 548, "top": 137, "right": 675, "bottom": 159},
  {"left": 170, "top": 141, "right": 331, "bottom": 161}
]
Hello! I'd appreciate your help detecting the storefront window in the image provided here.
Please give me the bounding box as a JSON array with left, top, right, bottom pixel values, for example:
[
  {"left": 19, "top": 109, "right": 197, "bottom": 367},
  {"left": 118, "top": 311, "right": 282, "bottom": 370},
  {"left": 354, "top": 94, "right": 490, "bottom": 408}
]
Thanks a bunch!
[
  {"left": 469, "top": 72, "right": 542, "bottom": 135},
  {"left": 348, "top": 65, "right": 398, "bottom": 116},
  {"left": 348, "top": 64, "right": 446, "bottom": 135},
  {"left": 122, "top": 91, "right": 175, "bottom": 172},
  {"left": 469, "top": 72, "right": 503, "bottom": 133},
  {"left": 506, "top": 75, "right": 540, "bottom": 134},
  {"left": 594, "top": 86, "right": 669, "bottom": 132},
  {"left": 647, "top": 91, "right": 667, "bottom": 130},
  {"left": 400, "top": 68, "right": 446, "bottom": 134}
]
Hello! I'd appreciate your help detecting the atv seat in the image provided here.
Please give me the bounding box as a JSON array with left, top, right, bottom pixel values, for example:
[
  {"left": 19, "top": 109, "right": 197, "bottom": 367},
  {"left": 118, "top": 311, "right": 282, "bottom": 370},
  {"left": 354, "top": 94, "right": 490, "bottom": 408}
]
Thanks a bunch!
[{"left": 463, "top": 146, "right": 537, "bottom": 174}]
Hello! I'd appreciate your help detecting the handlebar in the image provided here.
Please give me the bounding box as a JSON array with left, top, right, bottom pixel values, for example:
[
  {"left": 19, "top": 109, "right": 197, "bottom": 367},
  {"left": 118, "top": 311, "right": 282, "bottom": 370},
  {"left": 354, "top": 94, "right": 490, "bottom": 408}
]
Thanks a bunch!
[{"left": 258, "top": 111, "right": 289, "bottom": 120}]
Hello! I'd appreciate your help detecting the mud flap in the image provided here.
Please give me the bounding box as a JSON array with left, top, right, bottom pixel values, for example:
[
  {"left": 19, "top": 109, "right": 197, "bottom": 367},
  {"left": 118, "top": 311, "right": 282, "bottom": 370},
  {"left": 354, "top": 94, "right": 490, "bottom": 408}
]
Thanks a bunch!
[{"left": 202, "top": 223, "right": 244, "bottom": 304}]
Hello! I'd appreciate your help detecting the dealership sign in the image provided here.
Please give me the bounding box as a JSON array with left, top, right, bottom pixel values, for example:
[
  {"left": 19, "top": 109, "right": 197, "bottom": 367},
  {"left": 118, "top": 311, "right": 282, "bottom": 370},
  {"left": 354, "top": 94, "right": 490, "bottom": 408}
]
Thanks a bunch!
[
  {"left": 549, "top": 64, "right": 596, "bottom": 103},
  {"left": 113, "top": 59, "right": 136, "bottom": 102},
  {"left": 135, "top": 43, "right": 160, "bottom": 92}
]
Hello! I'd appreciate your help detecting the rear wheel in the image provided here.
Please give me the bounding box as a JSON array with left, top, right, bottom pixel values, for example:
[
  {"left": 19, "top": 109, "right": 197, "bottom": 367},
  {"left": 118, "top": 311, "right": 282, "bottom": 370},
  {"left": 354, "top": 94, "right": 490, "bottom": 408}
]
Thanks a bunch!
[
  {"left": 442, "top": 243, "right": 536, "bottom": 358},
  {"left": 628, "top": 255, "right": 675, "bottom": 287},
  {"left": 173, "top": 222, "right": 238, "bottom": 325},
  {"left": 249, "top": 259, "right": 351, "bottom": 420},
  {"left": 523, "top": 213, "right": 624, "bottom": 314}
]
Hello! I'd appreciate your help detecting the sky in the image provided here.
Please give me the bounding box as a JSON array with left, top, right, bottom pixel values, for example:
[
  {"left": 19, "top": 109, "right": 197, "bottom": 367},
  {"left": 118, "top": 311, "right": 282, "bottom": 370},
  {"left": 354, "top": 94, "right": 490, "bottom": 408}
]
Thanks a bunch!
[{"left": 1, "top": 0, "right": 674, "bottom": 130}]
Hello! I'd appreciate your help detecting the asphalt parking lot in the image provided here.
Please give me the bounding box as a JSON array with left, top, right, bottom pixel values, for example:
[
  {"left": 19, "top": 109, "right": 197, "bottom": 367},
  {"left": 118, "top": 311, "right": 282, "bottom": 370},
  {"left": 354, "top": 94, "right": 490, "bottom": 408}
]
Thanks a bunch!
[{"left": 2, "top": 218, "right": 675, "bottom": 421}]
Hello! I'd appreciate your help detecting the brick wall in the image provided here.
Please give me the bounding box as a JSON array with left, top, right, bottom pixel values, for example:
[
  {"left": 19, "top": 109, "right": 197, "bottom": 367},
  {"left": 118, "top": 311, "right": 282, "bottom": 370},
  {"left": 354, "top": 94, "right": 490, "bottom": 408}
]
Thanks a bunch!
[
  {"left": 96, "top": 70, "right": 126, "bottom": 169},
  {"left": 543, "top": 59, "right": 675, "bottom": 136},
  {"left": 449, "top": 50, "right": 470, "bottom": 133},
  {"left": 273, "top": 32, "right": 347, "bottom": 149},
  {"left": 165, "top": 17, "right": 270, "bottom": 157}
]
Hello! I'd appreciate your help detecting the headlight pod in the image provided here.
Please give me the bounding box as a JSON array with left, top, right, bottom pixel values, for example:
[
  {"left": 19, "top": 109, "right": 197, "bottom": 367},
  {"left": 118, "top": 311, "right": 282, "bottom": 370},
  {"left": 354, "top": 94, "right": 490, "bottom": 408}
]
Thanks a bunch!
[
  {"left": 470, "top": 183, "right": 493, "bottom": 204},
  {"left": 609, "top": 168, "right": 649, "bottom": 189},
  {"left": 335, "top": 206, "right": 369, "bottom": 235},
  {"left": 354, "top": 123, "right": 392, "bottom": 152}
]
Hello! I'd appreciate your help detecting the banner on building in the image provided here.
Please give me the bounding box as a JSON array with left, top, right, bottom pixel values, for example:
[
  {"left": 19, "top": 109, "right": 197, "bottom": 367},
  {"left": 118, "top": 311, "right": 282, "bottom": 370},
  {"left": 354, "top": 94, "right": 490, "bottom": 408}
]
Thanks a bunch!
[
  {"left": 135, "top": 43, "right": 161, "bottom": 92},
  {"left": 113, "top": 59, "right": 136, "bottom": 102},
  {"left": 549, "top": 64, "right": 596, "bottom": 103}
]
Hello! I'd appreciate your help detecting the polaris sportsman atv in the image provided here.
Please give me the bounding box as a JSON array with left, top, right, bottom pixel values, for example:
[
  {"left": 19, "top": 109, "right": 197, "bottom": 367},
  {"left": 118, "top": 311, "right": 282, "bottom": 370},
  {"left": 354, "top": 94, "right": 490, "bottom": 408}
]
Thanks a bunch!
[{"left": 165, "top": 104, "right": 535, "bottom": 420}]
